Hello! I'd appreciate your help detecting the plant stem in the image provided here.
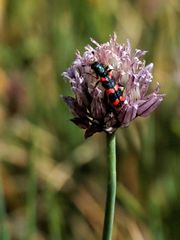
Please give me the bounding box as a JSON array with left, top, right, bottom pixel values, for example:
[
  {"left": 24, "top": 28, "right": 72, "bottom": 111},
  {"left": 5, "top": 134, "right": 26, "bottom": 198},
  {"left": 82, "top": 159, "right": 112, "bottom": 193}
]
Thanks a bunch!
[{"left": 102, "top": 133, "right": 116, "bottom": 240}]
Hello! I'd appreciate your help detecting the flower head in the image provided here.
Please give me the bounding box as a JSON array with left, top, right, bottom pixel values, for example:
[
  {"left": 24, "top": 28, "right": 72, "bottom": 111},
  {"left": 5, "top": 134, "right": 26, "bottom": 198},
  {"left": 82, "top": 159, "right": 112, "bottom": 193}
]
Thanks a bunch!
[{"left": 62, "top": 33, "right": 164, "bottom": 138}]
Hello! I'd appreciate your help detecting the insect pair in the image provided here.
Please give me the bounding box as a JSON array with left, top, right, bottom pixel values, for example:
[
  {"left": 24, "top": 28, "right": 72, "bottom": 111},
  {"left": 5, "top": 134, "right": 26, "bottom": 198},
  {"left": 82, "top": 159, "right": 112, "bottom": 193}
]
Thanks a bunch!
[{"left": 89, "top": 61, "right": 125, "bottom": 110}]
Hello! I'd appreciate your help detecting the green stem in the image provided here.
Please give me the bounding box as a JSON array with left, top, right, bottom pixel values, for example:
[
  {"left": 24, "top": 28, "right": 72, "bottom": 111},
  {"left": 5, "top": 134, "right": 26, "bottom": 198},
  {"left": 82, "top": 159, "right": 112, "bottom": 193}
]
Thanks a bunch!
[{"left": 102, "top": 133, "right": 116, "bottom": 240}]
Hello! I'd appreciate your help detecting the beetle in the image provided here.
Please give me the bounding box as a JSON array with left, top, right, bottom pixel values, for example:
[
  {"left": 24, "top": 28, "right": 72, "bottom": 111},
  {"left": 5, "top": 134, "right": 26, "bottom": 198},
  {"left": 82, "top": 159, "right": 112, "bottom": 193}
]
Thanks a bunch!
[{"left": 90, "top": 61, "right": 125, "bottom": 109}]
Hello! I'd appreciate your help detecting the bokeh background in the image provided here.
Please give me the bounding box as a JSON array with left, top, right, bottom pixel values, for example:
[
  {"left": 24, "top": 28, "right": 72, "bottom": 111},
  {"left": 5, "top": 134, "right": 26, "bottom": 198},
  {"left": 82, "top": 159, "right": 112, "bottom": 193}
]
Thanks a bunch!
[{"left": 0, "top": 0, "right": 180, "bottom": 239}]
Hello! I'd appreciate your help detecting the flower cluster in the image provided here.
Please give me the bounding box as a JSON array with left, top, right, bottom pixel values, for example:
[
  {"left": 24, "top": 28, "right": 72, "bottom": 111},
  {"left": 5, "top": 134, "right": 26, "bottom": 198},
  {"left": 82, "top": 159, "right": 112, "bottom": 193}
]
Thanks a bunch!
[{"left": 62, "top": 34, "right": 164, "bottom": 138}]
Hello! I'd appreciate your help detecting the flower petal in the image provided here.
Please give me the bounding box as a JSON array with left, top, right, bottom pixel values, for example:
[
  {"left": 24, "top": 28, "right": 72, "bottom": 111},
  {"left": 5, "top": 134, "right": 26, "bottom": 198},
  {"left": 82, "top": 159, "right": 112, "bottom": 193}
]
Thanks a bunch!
[
  {"left": 137, "top": 96, "right": 164, "bottom": 117},
  {"left": 71, "top": 117, "right": 90, "bottom": 129},
  {"left": 85, "top": 124, "right": 102, "bottom": 138},
  {"left": 63, "top": 96, "right": 87, "bottom": 118},
  {"left": 120, "top": 104, "right": 138, "bottom": 127},
  {"left": 91, "top": 90, "right": 106, "bottom": 119}
]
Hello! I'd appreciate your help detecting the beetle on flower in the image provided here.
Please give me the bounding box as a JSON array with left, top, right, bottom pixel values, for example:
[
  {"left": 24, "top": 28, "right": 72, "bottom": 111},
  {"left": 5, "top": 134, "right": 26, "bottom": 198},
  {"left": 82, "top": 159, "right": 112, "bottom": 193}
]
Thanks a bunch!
[{"left": 62, "top": 33, "right": 164, "bottom": 138}]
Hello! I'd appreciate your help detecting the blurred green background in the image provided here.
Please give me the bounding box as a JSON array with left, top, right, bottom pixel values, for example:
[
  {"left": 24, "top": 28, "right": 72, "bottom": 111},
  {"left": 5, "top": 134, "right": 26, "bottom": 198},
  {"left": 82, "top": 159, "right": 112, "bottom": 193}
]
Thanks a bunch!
[{"left": 0, "top": 0, "right": 180, "bottom": 239}]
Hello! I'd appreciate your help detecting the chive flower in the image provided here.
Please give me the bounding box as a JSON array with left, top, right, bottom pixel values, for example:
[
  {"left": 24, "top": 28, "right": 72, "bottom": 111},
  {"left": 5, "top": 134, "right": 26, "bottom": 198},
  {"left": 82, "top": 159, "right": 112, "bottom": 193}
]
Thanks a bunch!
[{"left": 62, "top": 33, "right": 164, "bottom": 138}]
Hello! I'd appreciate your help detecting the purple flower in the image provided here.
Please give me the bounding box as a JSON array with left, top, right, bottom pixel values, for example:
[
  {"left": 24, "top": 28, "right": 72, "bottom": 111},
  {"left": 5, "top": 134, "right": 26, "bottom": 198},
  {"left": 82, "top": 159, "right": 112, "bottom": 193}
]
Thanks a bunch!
[{"left": 62, "top": 33, "right": 164, "bottom": 138}]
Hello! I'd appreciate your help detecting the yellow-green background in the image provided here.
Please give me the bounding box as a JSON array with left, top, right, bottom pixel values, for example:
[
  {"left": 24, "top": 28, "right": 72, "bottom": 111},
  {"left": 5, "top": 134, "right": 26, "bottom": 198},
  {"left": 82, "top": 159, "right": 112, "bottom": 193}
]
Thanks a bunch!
[{"left": 0, "top": 0, "right": 180, "bottom": 239}]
